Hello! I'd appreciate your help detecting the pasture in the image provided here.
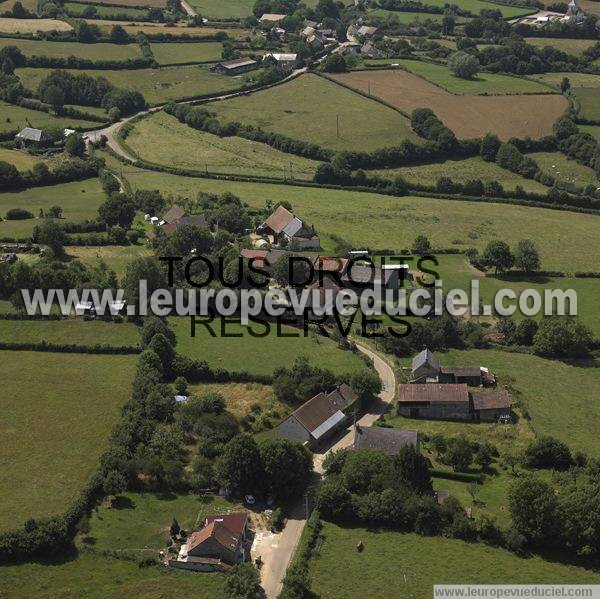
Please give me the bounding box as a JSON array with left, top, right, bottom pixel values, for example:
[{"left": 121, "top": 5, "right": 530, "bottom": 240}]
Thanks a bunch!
[
  {"left": 0, "top": 147, "right": 41, "bottom": 171},
  {"left": 531, "top": 72, "right": 600, "bottom": 120},
  {"left": 367, "top": 8, "right": 469, "bottom": 23},
  {"left": 531, "top": 151, "right": 598, "bottom": 185},
  {"left": 330, "top": 69, "right": 567, "bottom": 139},
  {"left": 0, "top": 101, "right": 101, "bottom": 133},
  {"left": 169, "top": 317, "right": 369, "bottom": 377},
  {"left": 368, "top": 156, "right": 548, "bottom": 193},
  {"left": 0, "top": 17, "right": 72, "bottom": 33},
  {"left": 0, "top": 37, "right": 141, "bottom": 60},
  {"left": 308, "top": 523, "right": 600, "bottom": 598},
  {"left": 581, "top": 124, "right": 600, "bottom": 141},
  {"left": 149, "top": 41, "right": 222, "bottom": 65},
  {"left": 16, "top": 65, "right": 242, "bottom": 105},
  {"left": 0, "top": 552, "right": 223, "bottom": 598},
  {"left": 0, "top": 351, "right": 137, "bottom": 531},
  {"left": 86, "top": 19, "right": 248, "bottom": 38},
  {"left": 210, "top": 73, "right": 419, "bottom": 151},
  {"left": 124, "top": 111, "right": 322, "bottom": 180},
  {"left": 188, "top": 0, "right": 254, "bottom": 18},
  {"left": 99, "top": 155, "right": 600, "bottom": 272},
  {"left": 64, "top": 2, "right": 148, "bottom": 18},
  {"left": 524, "top": 37, "right": 597, "bottom": 55},
  {"left": 422, "top": 0, "right": 535, "bottom": 17},
  {"left": 88, "top": 0, "right": 165, "bottom": 7},
  {"left": 0, "top": 178, "right": 106, "bottom": 239},
  {"left": 0, "top": 319, "right": 140, "bottom": 346},
  {"left": 66, "top": 244, "right": 153, "bottom": 278}
]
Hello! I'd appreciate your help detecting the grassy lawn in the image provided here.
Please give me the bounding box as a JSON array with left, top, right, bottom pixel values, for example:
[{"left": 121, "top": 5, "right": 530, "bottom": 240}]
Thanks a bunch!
[
  {"left": 0, "top": 351, "right": 137, "bottom": 531},
  {"left": 0, "top": 38, "right": 141, "bottom": 60},
  {"left": 0, "top": 319, "right": 140, "bottom": 346},
  {"left": 0, "top": 552, "right": 223, "bottom": 598},
  {"left": 0, "top": 147, "right": 41, "bottom": 171},
  {"left": 149, "top": 41, "right": 222, "bottom": 65},
  {"left": 308, "top": 523, "right": 600, "bottom": 598},
  {"left": 187, "top": 0, "right": 254, "bottom": 18},
  {"left": 393, "top": 348, "right": 600, "bottom": 456},
  {"left": 368, "top": 156, "right": 548, "bottom": 194},
  {"left": 99, "top": 156, "right": 600, "bottom": 272},
  {"left": 209, "top": 73, "right": 419, "bottom": 151},
  {"left": 0, "top": 17, "right": 72, "bottom": 33},
  {"left": 125, "top": 111, "right": 322, "bottom": 180},
  {"left": 66, "top": 244, "right": 153, "bottom": 278},
  {"left": 0, "top": 101, "right": 101, "bottom": 134},
  {"left": 170, "top": 316, "right": 368, "bottom": 376},
  {"left": 392, "top": 59, "right": 554, "bottom": 95},
  {"left": 82, "top": 492, "right": 245, "bottom": 557},
  {"left": 530, "top": 151, "right": 598, "bottom": 186},
  {"left": 16, "top": 65, "right": 242, "bottom": 105},
  {"left": 525, "top": 37, "right": 597, "bottom": 55},
  {"left": 0, "top": 178, "right": 106, "bottom": 239}
]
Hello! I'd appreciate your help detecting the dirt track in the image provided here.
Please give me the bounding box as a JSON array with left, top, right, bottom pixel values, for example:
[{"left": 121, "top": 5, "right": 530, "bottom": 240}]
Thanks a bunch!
[{"left": 331, "top": 69, "right": 568, "bottom": 140}]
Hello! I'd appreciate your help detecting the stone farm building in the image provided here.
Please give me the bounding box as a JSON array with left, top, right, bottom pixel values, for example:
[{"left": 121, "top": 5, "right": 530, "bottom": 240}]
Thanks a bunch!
[
  {"left": 257, "top": 205, "right": 320, "bottom": 249},
  {"left": 175, "top": 513, "right": 250, "bottom": 571},
  {"left": 411, "top": 349, "right": 495, "bottom": 386},
  {"left": 211, "top": 57, "right": 259, "bottom": 76},
  {"left": 397, "top": 383, "right": 511, "bottom": 423},
  {"left": 14, "top": 127, "right": 52, "bottom": 148},
  {"left": 353, "top": 425, "right": 419, "bottom": 455},
  {"left": 277, "top": 384, "right": 359, "bottom": 449},
  {"left": 263, "top": 52, "right": 300, "bottom": 72}
]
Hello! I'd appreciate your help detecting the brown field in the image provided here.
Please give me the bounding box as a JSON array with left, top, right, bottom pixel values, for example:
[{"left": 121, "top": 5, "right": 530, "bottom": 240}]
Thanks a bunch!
[
  {"left": 0, "top": 18, "right": 72, "bottom": 33},
  {"left": 86, "top": 20, "right": 247, "bottom": 37},
  {"left": 330, "top": 70, "right": 568, "bottom": 140}
]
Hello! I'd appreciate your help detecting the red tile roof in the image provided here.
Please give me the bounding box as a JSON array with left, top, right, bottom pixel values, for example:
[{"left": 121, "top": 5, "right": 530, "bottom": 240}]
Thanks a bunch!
[
  {"left": 205, "top": 512, "right": 248, "bottom": 536},
  {"left": 397, "top": 383, "right": 469, "bottom": 403},
  {"left": 263, "top": 205, "right": 295, "bottom": 234},
  {"left": 187, "top": 513, "right": 247, "bottom": 556}
]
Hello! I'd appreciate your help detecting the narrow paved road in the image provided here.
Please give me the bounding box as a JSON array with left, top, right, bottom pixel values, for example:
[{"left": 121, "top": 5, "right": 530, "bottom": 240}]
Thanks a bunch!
[{"left": 260, "top": 343, "right": 396, "bottom": 598}]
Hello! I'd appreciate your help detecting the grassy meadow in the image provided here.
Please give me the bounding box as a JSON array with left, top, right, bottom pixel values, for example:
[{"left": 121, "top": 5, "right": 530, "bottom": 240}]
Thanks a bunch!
[
  {"left": 0, "top": 17, "right": 72, "bottom": 33},
  {"left": 209, "top": 73, "right": 419, "bottom": 151},
  {"left": 0, "top": 552, "right": 223, "bottom": 598},
  {"left": 581, "top": 124, "right": 600, "bottom": 141},
  {"left": 0, "top": 37, "right": 141, "bottom": 60},
  {"left": 188, "top": 0, "right": 254, "bottom": 18},
  {"left": 0, "top": 147, "right": 41, "bottom": 171},
  {"left": 414, "top": 0, "right": 535, "bottom": 17},
  {"left": 0, "top": 178, "right": 106, "bottom": 239},
  {"left": 64, "top": 2, "right": 148, "bottom": 18},
  {"left": 531, "top": 151, "right": 599, "bottom": 186},
  {"left": 0, "top": 351, "right": 137, "bottom": 531},
  {"left": 0, "top": 319, "right": 140, "bottom": 346},
  {"left": 124, "top": 111, "right": 322, "bottom": 180},
  {"left": 308, "top": 523, "right": 600, "bottom": 598},
  {"left": 99, "top": 156, "right": 600, "bottom": 272},
  {"left": 66, "top": 244, "right": 153, "bottom": 278},
  {"left": 169, "top": 317, "right": 368, "bottom": 377},
  {"left": 149, "top": 41, "right": 222, "bottom": 64},
  {"left": 16, "top": 65, "right": 242, "bottom": 105},
  {"left": 524, "top": 37, "right": 597, "bottom": 55},
  {"left": 531, "top": 72, "right": 600, "bottom": 120},
  {"left": 367, "top": 8, "right": 469, "bottom": 23}
]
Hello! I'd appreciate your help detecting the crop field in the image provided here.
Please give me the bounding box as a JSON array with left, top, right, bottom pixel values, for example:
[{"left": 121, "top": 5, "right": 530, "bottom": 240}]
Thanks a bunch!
[
  {"left": 0, "top": 147, "right": 41, "bottom": 171},
  {"left": 524, "top": 37, "right": 597, "bottom": 55},
  {"left": 99, "top": 156, "right": 600, "bottom": 271},
  {"left": 308, "top": 524, "right": 600, "bottom": 598},
  {"left": 0, "top": 552, "right": 223, "bottom": 598},
  {"left": 0, "top": 319, "right": 140, "bottom": 346},
  {"left": 531, "top": 72, "right": 600, "bottom": 120},
  {"left": 66, "top": 244, "right": 153, "bottom": 277},
  {"left": 0, "top": 351, "right": 137, "bottom": 531},
  {"left": 169, "top": 317, "right": 369, "bottom": 376},
  {"left": 330, "top": 69, "right": 567, "bottom": 139},
  {"left": 0, "top": 101, "right": 101, "bottom": 134},
  {"left": 531, "top": 151, "right": 599, "bottom": 185},
  {"left": 125, "top": 111, "right": 322, "bottom": 180},
  {"left": 0, "top": 37, "right": 141, "bottom": 60},
  {"left": 0, "top": 178, "right": 106, "bottom": 239},
  {"left": 188, "top": 0, "right": 254, "bottom": 18},
  {"left": 149, "top": 41, "right": 222, "bottom": 65},
  {"left": 210, "top": 74, "right": 419, "bottom": 151},
  {"left": 85, "top": 19, "right": 247, "bottom": 37},
  {"left": 368, "top": 156, "right": 549, "bottom": 193},
  {"left": 16, "top": 65, "right": 242, "bottom": 105},
  {"left": 0, "top": 17, "right": 72, "bottom": 33}
]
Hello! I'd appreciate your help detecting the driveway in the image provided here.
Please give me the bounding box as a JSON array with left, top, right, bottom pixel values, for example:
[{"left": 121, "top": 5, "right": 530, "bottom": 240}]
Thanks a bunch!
[{"left": 260, "top": 343, "right": 396, "bottom": 598}]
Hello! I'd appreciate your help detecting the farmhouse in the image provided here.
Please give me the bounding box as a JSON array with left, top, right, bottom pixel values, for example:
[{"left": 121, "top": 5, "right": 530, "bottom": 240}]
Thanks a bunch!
[
  {"left": 411, "top": 349, "right": 494, "bottom": 386},
  {"left": 277, "top": 384, "right": 359, "bottom": 449},
  {"left": 397, "top": 383, "right": 511, "bottom": 422},
  {"left": 257, "top": 205, "right": 320, "bottom": 249},
  {"left": 263, "top": 53, "right": 300, "bottom": 72},
  {"left": 353, "top": 425, "right": 419, "bottom": 454},
  {"left": 176, "top": 512, "right": 250, "bottom": 570},
  {"left": 14, "top": 127, "right": 52, "bottom": 148},
  {"left": 148, "top": 205, "right": 208, "bottom": 239},
  {"left": 211, "top": 57, "right": 259, "bottom": 76}
]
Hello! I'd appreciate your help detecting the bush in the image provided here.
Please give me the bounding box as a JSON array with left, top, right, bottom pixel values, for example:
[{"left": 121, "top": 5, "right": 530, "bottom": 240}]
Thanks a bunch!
[{"left": 5, "top": 208, "right": 33, "bottom": 220}]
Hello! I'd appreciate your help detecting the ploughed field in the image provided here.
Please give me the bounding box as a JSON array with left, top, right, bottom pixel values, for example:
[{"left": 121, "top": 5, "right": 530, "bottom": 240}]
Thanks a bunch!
[{"left": 330, "top": 69, "right": 567, "bottom": 139}]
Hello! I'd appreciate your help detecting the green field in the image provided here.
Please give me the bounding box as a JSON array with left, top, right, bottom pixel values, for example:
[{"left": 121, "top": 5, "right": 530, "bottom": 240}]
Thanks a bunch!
[
  {"left": 0, "top": 178, "right": 106, "bottom": 239},
  {"left": 581, "top": 124, "right": 600, "bottom": 141},
  {"left": 187, "top": 0, "right": 254, "bottom": 18},
  {"left": 0, "top": 17, "right": 72, "bottom": 33},
  {"left": 393, "top": 59, "right": 555, "bottom": 95},
  {"left": 531, "top": 72, "right": 600, "bottom": 120},
  {"left": 209, "top": 73, "right": 419, "bottom": 151},
  {"left": 0, "top": 101, "right": 101, "bottom": 134},
  {"left": 64, "top": 2, "right": 148, "bottom": 18},
  {"left": 0, "top": 319, "right": 140, "bottom": 346},
  {"left": 16, "top": 65, "right": 242, "bottom": 105},
  {"left": 99, "top": 155, "right": 600, "bottom": 272},
  {"left": 530, "top": 151, "right": 598, "bottom": 186},
  {"left": 424, "top": 0, "right": 534, "bottom": 17},
  {"left": 0, "top": 37, "right": 141, "bottom": 60},
  {"left": 0, "top": 147, "right": 41, "bottom": 171},
  {"left": 170, "top": 317, "right": 369, "bottom": 376},
  {"left": 0, "top": 552, "right": 223, "bottom": 598},
  {"left": 125, "top": 111, "right": 322, "bottom": 180},
  {"left": 82, "top": 492, "right": 243, "bottom": 557},
  {"left": 525, "top": 37, "right": 597, "bottom": 55},
  {"left": 369, "top": 155, "right": 548, "bottom": 193},
  {"left": 308, "top": 523, "right": 600, "bottom": 598},
  {"left": 149, "top": 41, "right": 222, "bottom": 65},
  {"left": 66, "top": 244, "right": 153, "bottom": 278},
  {"left": 367, "top": 8, "right": 469, "bottom": 23},
  {"left": 0, "top": 351, "right": 137, "bottom": 531}
]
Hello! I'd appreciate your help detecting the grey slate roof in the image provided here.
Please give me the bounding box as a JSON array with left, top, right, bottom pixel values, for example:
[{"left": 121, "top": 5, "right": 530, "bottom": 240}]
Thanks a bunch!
[
  {"left": 354, "top": 426, "right": 418, "bottom": 455},
  {"left": 15, "top": 127, "right": 51, "bottom": 142},
  {"left": 412, "top": 348, "right": 440, "bottom": 373}
]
